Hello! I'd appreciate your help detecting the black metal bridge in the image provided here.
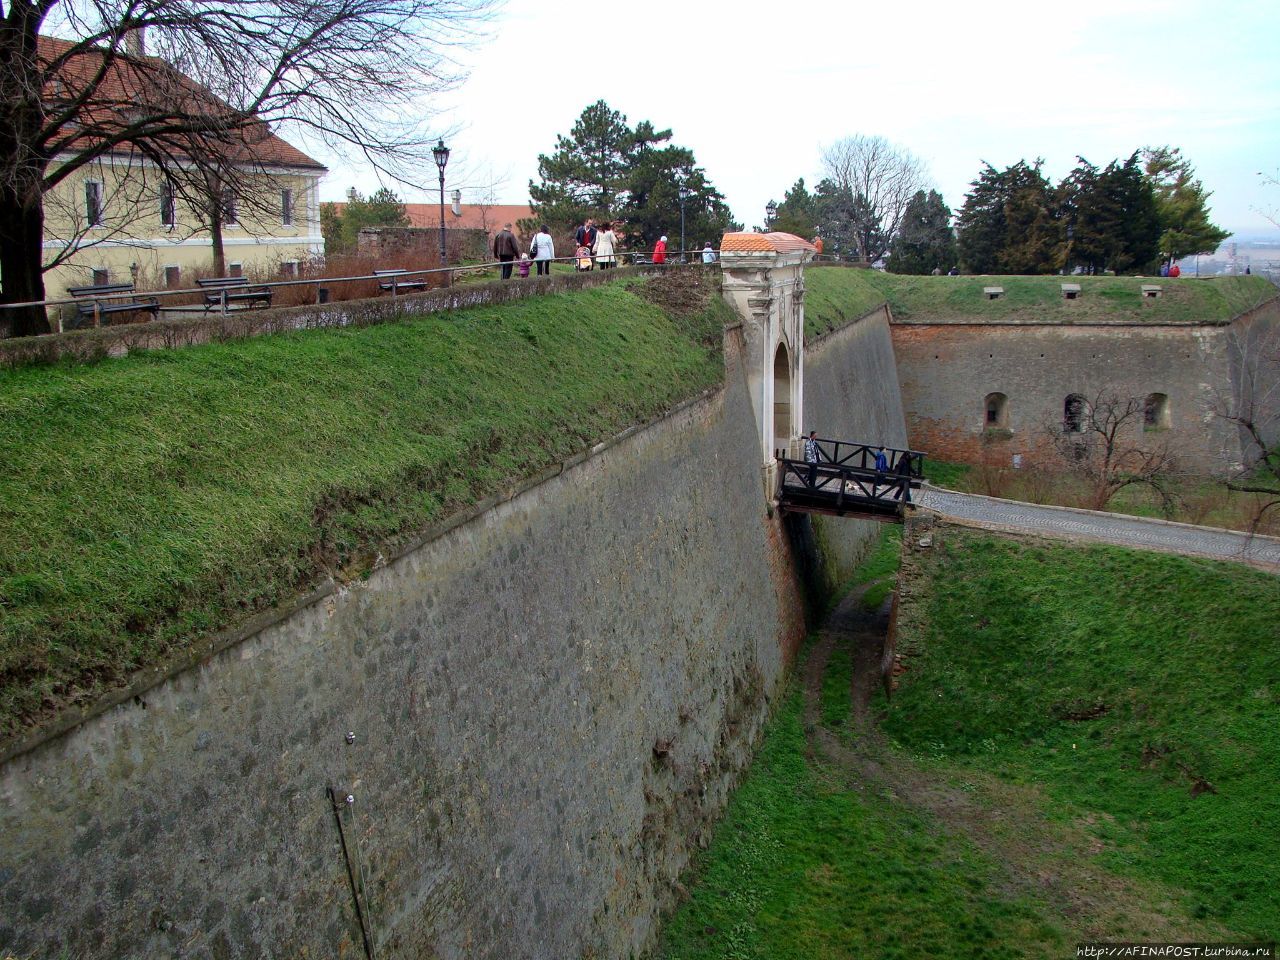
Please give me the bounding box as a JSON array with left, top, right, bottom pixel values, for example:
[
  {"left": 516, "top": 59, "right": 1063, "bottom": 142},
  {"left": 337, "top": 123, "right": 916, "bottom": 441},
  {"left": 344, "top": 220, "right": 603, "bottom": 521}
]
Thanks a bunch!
[{"left": 776, "top": 438, "right": 926, "bottom": 522}]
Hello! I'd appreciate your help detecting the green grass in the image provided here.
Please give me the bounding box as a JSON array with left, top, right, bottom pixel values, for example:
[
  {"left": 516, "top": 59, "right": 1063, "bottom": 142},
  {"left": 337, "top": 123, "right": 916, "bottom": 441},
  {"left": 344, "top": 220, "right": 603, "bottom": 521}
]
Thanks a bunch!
[
  {"left": 0, "top": 278, "right": 732, "bottom": 738},
  {"left": 656, "top": 676, "right": 1067, "bottom": 960},
  {"left": 885, "top": 531, "right": 1280, "bottom": 938},
  {"left": 804, "top": 267, "right": 1273, "bottom": 335},
  {"left": 922, "top": 458, "right": 972, "bottom": 490}
]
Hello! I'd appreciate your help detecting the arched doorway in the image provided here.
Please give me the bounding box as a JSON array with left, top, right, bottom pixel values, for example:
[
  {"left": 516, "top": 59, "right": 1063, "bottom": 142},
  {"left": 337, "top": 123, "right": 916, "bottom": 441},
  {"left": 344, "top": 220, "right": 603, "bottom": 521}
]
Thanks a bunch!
[{"left": 773, "top": 342, "right": 792, "bottom": 455}]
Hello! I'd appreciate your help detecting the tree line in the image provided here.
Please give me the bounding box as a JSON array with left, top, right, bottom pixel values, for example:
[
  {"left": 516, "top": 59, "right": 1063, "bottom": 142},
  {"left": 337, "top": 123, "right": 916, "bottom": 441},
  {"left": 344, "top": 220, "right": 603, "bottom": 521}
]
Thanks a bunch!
[{"left": 770, "top": 142, "right": 1228, "bottom": 276}]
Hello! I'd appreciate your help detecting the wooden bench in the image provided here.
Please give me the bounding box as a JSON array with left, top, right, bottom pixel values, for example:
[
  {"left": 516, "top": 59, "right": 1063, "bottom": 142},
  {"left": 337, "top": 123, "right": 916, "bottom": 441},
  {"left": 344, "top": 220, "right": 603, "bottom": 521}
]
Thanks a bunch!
[
  {"left": 373, "top": 269, "right": 431, "bottom": 294},
  {"left": 198, "top": 276, "right": 273, "bottom": 312},
  {"left": 66, "top": 283, "right": 160, "bottom": 328}
]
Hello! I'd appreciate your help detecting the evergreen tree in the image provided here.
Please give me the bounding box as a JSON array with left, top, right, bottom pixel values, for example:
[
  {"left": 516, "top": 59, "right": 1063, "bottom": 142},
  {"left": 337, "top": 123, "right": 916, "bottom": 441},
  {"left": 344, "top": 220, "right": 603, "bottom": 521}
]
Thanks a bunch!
[
  {"left": 1057, "top": 153, "right": 1160, "bottom": 275},
  {"left": 527, "top": 102, "right": 732, "bottom": 250},
  {"left": 813, "top": 178, "right": 857, "bottom": 259},
  {"left": 957, "top": 161, "right": 1057, "bottom": 274},
  {"left": 773, "top": 179, "right": 818, "bottom": 238},
  {"left": 623, "top": 148, "right": 732, "bottom": 250},
  {"left": 1105, "top": 153, "right": 1161, "bottom": 273},
  {"left": 321, "top": 187, "right": 409, "bottom": 255},
  {"left": 886, "top": 190, "right": 957, "bottom": 274},
  {"left": 527, "top": 101, "right": 635, "bottom": 232},
  {"left": 998, "top": 161, "right": 1058, "bottom": 274},
  {"left": 1142, "top": 146, "right": 1229, "bottom": 264}
]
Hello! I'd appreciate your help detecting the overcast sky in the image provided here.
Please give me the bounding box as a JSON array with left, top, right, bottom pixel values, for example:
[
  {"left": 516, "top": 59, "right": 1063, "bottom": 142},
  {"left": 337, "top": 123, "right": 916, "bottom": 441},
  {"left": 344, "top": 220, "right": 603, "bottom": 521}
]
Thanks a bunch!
[{"left": 310, "top": 0, "right": 1280, "bottom": 237}]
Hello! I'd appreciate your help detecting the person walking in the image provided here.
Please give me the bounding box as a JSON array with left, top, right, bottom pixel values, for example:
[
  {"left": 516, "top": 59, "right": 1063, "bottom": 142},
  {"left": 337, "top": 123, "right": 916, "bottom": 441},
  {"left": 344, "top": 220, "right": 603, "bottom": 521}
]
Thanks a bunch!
[
  {"left": 803, "top": 430, "right": 821, "bottom": 488},
  {"left": 652, "top": 235, "right": 668, "bottom": 265},
  {"left": 701, "top": 241, "right": 717, "bottom": 264},
  {"left": 493, "top": 223, "right": 520, "bottom": 280},
  {"left": 530, "top": 225, "right": 555, "bottom": 276},
  {"left": 575, "top": 219, "right": 598, "bottom": 269},
  {"left": 594, "top": 221, "right": 618, "bottom": 270},
  {"left": 873, "top": 446, "right": 889, "bottom": 472}
]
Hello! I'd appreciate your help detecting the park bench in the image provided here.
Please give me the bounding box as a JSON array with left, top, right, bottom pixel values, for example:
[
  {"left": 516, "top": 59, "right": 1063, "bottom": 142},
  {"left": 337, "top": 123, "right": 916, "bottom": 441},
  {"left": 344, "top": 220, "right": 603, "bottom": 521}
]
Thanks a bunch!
[
  {"left": 66, "top": 283, "right": 160, "bottom": 328},
  {"left": 373, "top": 268, "right": 432, "bottom": 294},
  {"left": 198, "top": 276, "right": 273, "bottom": 312}
]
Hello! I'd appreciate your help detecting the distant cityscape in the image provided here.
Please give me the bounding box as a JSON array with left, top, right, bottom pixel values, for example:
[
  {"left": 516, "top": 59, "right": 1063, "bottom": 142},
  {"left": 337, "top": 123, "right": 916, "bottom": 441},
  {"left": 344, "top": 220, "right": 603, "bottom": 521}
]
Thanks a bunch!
[{"left": 1184, "top": 232, "right": 1280, "bottom": 276}]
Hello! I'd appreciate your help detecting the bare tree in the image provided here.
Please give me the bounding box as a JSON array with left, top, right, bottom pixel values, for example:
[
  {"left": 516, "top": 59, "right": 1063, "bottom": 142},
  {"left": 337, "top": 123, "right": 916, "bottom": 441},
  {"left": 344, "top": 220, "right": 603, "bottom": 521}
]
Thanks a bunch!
[
  {"left": 819, "top": 134, "right": 929, "bottom": 264},
  {"left": 1, "top": 0, "right": 494, "bottom": 337},
  {"left": 1209, "top": 321, "right": 1280, "bottom": 532},
  {"left": 1047, "top": 389, "right": 1179, "bottom": 512}
]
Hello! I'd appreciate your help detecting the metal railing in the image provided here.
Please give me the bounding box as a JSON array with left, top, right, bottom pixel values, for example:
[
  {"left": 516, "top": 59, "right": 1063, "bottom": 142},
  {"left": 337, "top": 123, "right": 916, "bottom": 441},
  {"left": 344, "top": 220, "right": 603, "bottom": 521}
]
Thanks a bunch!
[{"left": 0, "top": 248, "right": 721, "bottom": 335}]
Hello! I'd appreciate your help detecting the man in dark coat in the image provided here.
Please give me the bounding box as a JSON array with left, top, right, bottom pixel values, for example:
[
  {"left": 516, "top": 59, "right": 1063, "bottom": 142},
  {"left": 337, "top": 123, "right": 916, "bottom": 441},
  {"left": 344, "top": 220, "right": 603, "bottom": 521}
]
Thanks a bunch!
[
  {"left": 574, "top": 219, "right": 598, "bottom": 268},
  {"left": 493, "top": 223, "right": 521, "bottom": 280}
]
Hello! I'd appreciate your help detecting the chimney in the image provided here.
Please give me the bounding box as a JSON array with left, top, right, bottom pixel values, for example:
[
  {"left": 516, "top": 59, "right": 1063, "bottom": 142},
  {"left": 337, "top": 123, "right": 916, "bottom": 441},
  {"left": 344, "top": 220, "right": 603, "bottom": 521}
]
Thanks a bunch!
[
  {"left": 125, "top": 26, "right": 146, "bottom": 57},
  {"left": 451, "top": 190, "right": 462, "bottom": 217}
]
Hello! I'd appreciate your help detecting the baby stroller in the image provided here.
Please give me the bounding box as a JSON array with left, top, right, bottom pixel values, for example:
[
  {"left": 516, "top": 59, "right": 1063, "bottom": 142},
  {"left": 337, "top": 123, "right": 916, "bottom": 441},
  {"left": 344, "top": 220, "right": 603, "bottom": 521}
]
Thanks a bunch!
[{"left": 575, "top": 244, "right": 593, "bottom": 272}]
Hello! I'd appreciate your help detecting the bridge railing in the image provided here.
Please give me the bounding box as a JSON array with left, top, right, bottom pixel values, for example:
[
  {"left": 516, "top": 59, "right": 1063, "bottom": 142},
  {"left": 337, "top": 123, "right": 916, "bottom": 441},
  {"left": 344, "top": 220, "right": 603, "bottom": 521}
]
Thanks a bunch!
[
  {"left": 775, "top": 456, "right": 916, "bottom": 516},
  {"left": 781, "top": 438, "right": 926, "bottom": 480}
]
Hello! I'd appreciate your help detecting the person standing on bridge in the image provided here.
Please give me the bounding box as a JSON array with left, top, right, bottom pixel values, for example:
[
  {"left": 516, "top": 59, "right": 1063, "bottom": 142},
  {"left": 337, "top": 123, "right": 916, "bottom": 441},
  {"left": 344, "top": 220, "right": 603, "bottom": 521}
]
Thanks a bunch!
[
  {"left": 804, "top": 430, "right": 821, "bottom": 487},
  {"left": 874, "top": 447, "right": 889, "bottom": 472}
]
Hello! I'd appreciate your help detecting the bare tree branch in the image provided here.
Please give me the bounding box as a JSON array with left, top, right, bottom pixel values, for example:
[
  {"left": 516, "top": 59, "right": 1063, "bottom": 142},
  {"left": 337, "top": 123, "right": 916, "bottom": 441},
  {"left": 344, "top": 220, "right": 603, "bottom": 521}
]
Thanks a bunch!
[{"left": 819, "top": 134, "right": 929, "bottom": 263}]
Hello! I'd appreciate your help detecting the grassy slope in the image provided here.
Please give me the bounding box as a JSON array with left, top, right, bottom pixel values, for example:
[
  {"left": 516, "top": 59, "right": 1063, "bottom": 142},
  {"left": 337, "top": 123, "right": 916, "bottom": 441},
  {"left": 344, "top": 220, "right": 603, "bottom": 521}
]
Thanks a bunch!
[
  {"left": 0, "top": 278, "right": 731, "bottom": 738},
  {"left": 658, "top": 685, "right": 1065, "bottom": 960},
  {"left": 659, "top": 533, "right": 1064, "bottom": 959},
  {"left": 805, "top": 267, "right": 1273, "bottom": 334},
  {"left": 886, "top": 531, "right": 1280, "bottom": 938}
]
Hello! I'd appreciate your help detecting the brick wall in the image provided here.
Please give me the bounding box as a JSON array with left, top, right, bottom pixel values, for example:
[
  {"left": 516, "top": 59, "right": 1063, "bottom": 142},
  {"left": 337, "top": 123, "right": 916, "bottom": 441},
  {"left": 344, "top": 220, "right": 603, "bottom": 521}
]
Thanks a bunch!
[{"left": 891, "top": 320, "right": 1251, "bottom": 473}]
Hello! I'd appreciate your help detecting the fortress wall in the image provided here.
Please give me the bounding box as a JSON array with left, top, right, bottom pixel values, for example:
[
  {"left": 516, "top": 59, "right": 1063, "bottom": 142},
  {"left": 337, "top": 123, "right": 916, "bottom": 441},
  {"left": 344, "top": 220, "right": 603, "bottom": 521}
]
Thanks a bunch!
[
  {"left": 0, "top": 296, "right": 906, "bottom": 959},
  {"left": 803, "top": 304, "right": 911, "bottom": 579},
  {"left": 891, "top": 321, "right": 1243, "bottom": 472},
  {"left": 1227, "top": 300, "right": 1280, "bottom": 468}
]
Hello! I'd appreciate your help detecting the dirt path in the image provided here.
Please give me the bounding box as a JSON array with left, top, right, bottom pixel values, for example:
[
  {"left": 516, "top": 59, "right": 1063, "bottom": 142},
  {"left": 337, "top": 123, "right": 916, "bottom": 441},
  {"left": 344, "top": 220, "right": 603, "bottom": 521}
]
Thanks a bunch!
[{"left": 801, "top": 588, "right": 1222, "bottom": 943}]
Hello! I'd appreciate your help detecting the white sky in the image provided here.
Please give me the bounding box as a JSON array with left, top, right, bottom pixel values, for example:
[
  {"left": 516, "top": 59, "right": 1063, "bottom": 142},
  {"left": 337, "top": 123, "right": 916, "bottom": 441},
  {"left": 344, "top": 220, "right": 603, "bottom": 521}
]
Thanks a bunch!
[{"left": 309, "top": 0, "right": 1280, "bottom": 237}]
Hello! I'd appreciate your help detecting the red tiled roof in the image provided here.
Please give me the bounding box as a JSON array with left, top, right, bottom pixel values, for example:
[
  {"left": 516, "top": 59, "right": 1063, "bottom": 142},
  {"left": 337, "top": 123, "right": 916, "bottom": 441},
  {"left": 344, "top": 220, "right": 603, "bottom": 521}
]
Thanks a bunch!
[
  {"left": 720, "top": 232, "right": 817, "bottom": 253},
  {"left": 39, "top": 35, "right": 326, "bottom": 171},
  {"left": 331, "top": 202, "right": 535, "bottom": 233}
]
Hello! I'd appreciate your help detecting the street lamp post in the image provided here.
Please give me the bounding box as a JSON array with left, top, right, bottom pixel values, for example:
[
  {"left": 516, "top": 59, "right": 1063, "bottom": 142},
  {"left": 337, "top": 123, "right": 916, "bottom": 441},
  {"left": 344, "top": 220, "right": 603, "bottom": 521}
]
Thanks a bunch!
[
  {"left": 678, "top": 183, "right": 691, "bottom": 263},
  {"left": 431, "top": 138, "right": 450, "bottom": 269},
  {"left": 765, "top": 200, "right": 777, "bottom": 231}
]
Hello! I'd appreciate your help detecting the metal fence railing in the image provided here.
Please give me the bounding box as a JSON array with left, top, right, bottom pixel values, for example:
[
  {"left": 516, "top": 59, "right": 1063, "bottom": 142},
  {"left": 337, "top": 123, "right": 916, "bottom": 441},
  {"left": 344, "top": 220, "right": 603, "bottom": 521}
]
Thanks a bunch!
[{"left": 0, "top": 249, "right": 722, "bottom": 336}]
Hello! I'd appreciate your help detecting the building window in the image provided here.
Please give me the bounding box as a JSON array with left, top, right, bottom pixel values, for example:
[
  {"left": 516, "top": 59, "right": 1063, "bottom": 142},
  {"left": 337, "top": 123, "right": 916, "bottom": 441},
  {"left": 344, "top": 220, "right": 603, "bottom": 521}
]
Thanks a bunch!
[
  {"left": 1144, "top": 393, "right": 1170, "bottom": 431},
  {"left": 85, "top": 180, "right": 103, "bottom": 226},
  {"left": 222, "top": 188, "right": 237, "bottom": 225},
  {"left": 228, "top": 262, "right": 243, "bottom": 278},
  {"left": 92, "top": 267, "right": 110, "bottom": 286},
  {"left": 280, "top": 260, "right": 299, "bottom": 278},
  {"left": 1064, "top": 394, "right": 1086, "bottom": 433},
  {"left": 984, "top": 392, "right": 1008, "bottom": 428},
  {"left": 160, "top": 181, "right": 175, "bottom": 227},
  {"left": 281, "top": 188, "right": 294, "bottom": 226},
  {"left": 164, "top": 265, "right": 181, "bottom": 288}
]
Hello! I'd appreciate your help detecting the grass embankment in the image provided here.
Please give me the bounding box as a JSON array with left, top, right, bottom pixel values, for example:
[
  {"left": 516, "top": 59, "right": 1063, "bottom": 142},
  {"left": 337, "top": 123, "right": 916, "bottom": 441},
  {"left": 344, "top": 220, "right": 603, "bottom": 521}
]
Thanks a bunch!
[
  {"left": 658, "top": 528, "right": 1277, "bottom": 955},
  {"left": 0, "top": 274, "right": 732, "bottom": 740},
  {"left": 804, "top": 267, "right": 1273, "bottom": 335},
  {"left": 887, "top": 531, "right": 1280, "bottom": 940},
  {"left": 659, "top": 529, "right": 1066, "bottom": 959}
]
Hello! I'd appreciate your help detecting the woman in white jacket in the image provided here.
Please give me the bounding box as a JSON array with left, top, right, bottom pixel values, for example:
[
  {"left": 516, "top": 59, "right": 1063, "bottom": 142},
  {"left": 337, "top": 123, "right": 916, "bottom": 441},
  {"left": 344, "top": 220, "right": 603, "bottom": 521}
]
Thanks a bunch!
[
  {"left": 594, "top": 221, "right": 618, "bottom": 269},
  {"left": 530, "top": 224, "right": 555, "bottom": 276}
]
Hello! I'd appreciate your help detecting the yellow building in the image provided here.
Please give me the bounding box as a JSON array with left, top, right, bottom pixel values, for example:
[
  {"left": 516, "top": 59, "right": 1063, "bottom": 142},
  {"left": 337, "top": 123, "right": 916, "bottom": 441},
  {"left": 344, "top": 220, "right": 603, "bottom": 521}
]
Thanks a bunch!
[{"left": 38, "top": 36, "right": 326, "bottom": 312}]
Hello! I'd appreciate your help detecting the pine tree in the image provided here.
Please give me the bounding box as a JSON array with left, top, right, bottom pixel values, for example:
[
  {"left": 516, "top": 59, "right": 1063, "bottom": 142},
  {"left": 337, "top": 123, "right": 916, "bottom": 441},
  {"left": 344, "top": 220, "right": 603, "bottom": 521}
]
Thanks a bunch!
[
  {"left": 527, "top": 102, "right": 733, "bottom": 250},
  {"left": 1142, "top": 146, "right": 1229, "bottom": 264},
  {"left": 886, "top": 190, "right": 957, "bottom": 274},
  {"left": 773, "top": 179, "right": 818, "bottom": 239},
  {"left": 527, "top": 101, "right": 635, "bottom": 232}
]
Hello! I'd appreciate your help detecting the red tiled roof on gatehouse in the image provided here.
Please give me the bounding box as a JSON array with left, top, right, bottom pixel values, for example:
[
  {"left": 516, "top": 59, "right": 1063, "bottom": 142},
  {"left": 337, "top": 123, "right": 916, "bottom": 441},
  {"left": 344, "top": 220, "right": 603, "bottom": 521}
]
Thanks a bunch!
[{"left": 719, "top": 232, "right": 818, "bottom": 254}]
